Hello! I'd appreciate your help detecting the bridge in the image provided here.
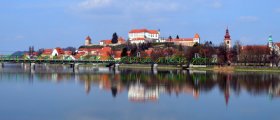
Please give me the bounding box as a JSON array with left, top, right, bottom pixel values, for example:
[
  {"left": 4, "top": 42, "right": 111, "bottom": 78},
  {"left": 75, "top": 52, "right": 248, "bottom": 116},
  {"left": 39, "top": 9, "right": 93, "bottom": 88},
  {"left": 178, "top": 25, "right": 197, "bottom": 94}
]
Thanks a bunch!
[
  {"left": 0, "top": 59, "right": 116, "bottom": 64},
  {"left": 0, "top": 55, "right": 209, "bottom": 70},
  {"left": 0, "top": 55, "right": 120, "bottom": 71}
]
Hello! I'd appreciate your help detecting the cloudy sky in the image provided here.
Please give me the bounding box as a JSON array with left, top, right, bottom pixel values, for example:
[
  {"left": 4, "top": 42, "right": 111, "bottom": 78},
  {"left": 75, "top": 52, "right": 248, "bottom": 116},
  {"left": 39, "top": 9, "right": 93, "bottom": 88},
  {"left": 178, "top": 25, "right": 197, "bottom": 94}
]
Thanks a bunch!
[{"left": 0, "top": 0, "right": 279, "bottom": 53}]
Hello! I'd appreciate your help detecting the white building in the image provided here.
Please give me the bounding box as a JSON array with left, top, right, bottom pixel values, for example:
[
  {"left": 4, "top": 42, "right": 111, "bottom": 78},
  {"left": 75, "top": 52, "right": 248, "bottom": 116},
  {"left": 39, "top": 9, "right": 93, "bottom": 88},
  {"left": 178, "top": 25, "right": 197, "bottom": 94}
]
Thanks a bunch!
[
  {"left": 168, "top": 33, "right": 201, "bottom": 46},
  {"left": 85, "top": 36, "right": 92, "bottom": 46},
  {"left": 51, "top": 48, "right": 64, "bottom": 57},
  {"left": 128, "top": 29, "right": 160, "bottom": 44}
]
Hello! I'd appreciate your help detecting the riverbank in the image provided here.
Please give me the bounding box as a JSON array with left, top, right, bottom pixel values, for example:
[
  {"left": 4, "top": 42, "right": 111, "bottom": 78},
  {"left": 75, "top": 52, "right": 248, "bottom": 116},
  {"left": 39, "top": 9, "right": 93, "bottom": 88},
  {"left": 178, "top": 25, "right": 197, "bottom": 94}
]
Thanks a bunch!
[
  {"left": 119, "top": 64, "right": 182, "bottom": 70},
  {"left": 119, "top": 64, "right": 280, "bottom": 73},
  {"left": 190, "top": 66, "right": 280, "bottom": 73}
]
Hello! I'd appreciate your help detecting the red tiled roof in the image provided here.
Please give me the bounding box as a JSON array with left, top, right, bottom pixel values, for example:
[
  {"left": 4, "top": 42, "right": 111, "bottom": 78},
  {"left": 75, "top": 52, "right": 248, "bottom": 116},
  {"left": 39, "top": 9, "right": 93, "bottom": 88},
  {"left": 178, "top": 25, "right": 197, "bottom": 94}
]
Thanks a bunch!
[
  {"left": 118, "top": 37, "right": 126, "bottom": 44},
  {"left": 194, "top": 33, "right": 200, "bottom": 38},
  {"left": 42, "top": 49, "right": 53, "bottom": 55},
  {"left": 86, "top": 36, "right": 91, "bottom": 40},
  {"left": 79, "top": 48, "right": 102, "bottom": 52},
  {"left": 54, "top": 47, "right": 64, "bottom": 55},
  {"left": 101, "top": 46, "right": 112, "bottom": 51},
  {"left": 145, "top": 49, "right": 153, "bottom": 57},
  {"left": 100, "top": 47, "right": 112, "bottom": 60},
  {"left": 74, "top": 54, "right": 82, "bottom": 59},
  {"left": 241, "top": 45, "right": 269, "bottom": 52},
  {"left": 100, "top": 40, "right": 112, "bottom": 45},
  {"left": 275, "top": 43, "right": 280, "bottom": 47},
  {"left": 113, "top": 50, "right": 122, "bottom": 58},
  {"left": 148, "top": 30, "right": 158, "bottom": 34},
  {"left": 77, "top": 51, "right": 87, "bottom": 55},
  {"left": 33, "top": 52, "right": 38, "bottom": 56},
  {"left": 129, "top": 29, "right": 159, "bottom": 34}
]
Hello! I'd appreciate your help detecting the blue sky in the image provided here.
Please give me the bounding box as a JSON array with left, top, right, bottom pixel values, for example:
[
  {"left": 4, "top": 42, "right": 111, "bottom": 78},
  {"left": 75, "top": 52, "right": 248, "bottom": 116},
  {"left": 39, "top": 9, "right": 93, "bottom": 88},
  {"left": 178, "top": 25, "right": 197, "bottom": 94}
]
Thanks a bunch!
[{"left": 0, "top": 0, "right": 279, "bottom": 54}]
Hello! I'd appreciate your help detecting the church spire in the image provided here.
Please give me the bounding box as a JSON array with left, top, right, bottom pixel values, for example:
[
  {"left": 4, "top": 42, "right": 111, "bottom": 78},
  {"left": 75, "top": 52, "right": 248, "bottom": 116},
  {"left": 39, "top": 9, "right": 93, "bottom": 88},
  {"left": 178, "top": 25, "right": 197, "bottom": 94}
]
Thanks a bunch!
[
  {"left": 268, "top": 35, "right": 273, "bottom": 48},
  {"left": 225, "top": 27, "right": 231, "bottom": 39},
  {"left": 224, "top": 27, "right": 232, "bottom": 50}
]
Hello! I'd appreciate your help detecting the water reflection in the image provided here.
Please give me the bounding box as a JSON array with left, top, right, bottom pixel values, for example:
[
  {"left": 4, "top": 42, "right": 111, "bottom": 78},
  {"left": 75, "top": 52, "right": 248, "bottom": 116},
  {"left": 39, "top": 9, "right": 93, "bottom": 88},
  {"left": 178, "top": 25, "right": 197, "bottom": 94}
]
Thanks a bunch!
[{"left": 0, "top": 64, "right": 280, "bottom": 105}]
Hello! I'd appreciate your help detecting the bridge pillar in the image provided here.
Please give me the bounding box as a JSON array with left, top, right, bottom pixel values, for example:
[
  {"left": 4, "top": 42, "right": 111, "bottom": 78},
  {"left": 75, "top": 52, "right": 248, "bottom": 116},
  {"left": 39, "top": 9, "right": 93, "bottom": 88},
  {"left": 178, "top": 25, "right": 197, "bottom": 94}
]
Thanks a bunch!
[
  {"left": 0, "top": 63, "right": 3, "bottom": 69},
  {"left": 30, "top": 66, "right": 35, "bottom": 73},
  {"left": 115, "top": 63, "right": 120, "bottom": 72},
  {"left": 21, "top": 63, "right": 24, "bottom": 68},
  {"left": 114, "top": 63, "right": 119, "bottom": 69},
  {"left": 23, "top": 63, "right": 29, "bottom": 70},
  {"left": 72, "top": 63, "right": 79, "bottom": 72},
  {"left": 44, "top": 63, "right": 50, "bottom": 70},
  {"left": 63, "top": 64, "right": 67, "bottom": 70},
  {"left": 92, "top": 63, "right": 99, "bottom": 68},
  {"left": 151, "top": 63, "right": 158, "bottom": 70},
  {"left": 92, "top": 64, "right": 99, "bottom": 71},
  {"left": 30, "top": 63, "right": 36, "bottom": 70},
  {"left": 151, "top": 63, "right": 158, "bottom": 74},
  {"left": 75, "top": 63, "right": 79, "bottom": 69}
]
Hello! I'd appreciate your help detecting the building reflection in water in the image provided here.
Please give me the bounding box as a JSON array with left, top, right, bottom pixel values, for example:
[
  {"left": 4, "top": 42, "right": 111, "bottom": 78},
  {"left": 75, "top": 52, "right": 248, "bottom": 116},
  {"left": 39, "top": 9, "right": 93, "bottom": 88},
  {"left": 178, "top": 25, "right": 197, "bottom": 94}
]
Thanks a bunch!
[
  {"left": 1, "top": 64, "right": 280, "bottom": 105},
  {"left": 128, "top": 79, "right": 159, "bottom": 102}
]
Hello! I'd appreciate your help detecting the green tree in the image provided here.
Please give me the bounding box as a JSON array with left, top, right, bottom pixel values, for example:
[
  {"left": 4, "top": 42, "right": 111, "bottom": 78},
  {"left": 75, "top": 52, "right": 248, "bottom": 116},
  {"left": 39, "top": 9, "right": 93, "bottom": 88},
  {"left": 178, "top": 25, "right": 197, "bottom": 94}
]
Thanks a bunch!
[
  {"left": 176, "top": 35, "right": 180, "bottom": 39},
  {"left": 168, "top": 36, "right": 172, "bottom": 41},
  {"left": 111, "top": 32, "right": 118, "bottom": 44},
  {"left": 217, "top": 44, "right": 227, "bottom": 65},
  {"left": 179, "top": 44, "right": 183, "bottom": 51},
  {"left": 121, "top": 48, "right": 128, "bottom": 57}
]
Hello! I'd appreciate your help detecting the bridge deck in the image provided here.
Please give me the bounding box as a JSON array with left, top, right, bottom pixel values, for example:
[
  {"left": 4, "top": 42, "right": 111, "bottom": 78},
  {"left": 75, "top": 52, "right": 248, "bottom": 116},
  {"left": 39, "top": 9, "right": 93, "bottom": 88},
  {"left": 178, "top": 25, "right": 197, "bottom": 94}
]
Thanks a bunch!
[{"left": 0, "top": 59, "right": 117, "bottom": 64}]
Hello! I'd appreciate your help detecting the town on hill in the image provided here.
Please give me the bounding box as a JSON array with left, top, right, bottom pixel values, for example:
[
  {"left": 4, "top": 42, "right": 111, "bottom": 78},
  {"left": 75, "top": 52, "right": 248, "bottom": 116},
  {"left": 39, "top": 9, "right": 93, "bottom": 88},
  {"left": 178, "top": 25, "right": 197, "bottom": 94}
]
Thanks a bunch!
[{"left": 17, "top": 28, "right": 280, "bottom": 67}]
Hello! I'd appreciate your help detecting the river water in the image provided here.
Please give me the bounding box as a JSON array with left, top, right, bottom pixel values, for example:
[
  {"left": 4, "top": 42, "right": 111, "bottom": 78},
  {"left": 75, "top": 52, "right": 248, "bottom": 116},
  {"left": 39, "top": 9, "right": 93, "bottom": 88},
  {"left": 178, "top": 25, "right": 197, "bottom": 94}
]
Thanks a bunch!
[{"left": 0, "top": 64, "right": 279, "bottom": 120}]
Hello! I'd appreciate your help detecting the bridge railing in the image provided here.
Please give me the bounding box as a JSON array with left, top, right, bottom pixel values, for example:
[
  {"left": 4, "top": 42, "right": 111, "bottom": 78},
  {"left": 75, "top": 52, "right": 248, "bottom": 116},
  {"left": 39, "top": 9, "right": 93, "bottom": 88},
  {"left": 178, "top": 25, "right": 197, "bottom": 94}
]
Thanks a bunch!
[
  {"left": 0, "top": 55, "right": 218, "bottom": 65},
  {"left": 120, "top": 57, "right": 187, "bottom": 65}
]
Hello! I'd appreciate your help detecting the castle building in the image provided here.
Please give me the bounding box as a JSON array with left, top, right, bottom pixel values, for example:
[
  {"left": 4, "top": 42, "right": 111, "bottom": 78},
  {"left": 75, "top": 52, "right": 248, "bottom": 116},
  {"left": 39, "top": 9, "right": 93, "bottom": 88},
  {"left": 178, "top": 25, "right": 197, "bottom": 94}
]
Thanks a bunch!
[
  {"left": 100, "top": 37, "right": 126, "bottom": 46},
  {"left": 170, "top": 33, "right": 200, "bottom": 46},
  {"left": 85, "top": 36, "right": 92, "bottom": 46},
  {"left": 128, "top": 29, "right": 160, "bottom": 44},
  {"left": 224, "top": 27, "right": 232, "bottom": 50}
]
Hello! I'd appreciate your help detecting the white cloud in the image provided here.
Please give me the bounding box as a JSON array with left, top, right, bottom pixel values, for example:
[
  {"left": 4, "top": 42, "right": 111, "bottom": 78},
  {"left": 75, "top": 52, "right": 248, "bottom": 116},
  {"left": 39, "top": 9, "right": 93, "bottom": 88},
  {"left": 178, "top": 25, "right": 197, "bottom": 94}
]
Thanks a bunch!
[
  {"left": 238, "top": 16, "right": 259, "bottom": 22},
  {"left": 77, "top": 0, "right": 112, "bottom": 10}
]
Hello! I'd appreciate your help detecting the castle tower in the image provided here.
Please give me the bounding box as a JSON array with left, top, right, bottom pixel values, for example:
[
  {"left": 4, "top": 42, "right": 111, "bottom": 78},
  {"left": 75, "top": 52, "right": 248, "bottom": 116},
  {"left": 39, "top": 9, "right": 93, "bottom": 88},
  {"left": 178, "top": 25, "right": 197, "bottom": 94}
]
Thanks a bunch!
[
  {"left": 224, "top": 27, "right": 232, "bottom": 50},
  {"left": 193, "top": 33, "right": 200, "bottom": 44},
  {"left": 85, "top": 36, "right": 92, "bottom": 46},
  {"left": 268, "top": 35, "right": 273, "bottom": 48}
]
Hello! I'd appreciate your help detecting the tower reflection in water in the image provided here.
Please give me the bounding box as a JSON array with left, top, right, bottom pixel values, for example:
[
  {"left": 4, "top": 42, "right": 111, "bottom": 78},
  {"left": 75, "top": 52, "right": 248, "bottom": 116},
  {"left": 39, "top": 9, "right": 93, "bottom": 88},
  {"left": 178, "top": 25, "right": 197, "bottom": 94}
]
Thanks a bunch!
[{"left": 0, "top": 64, "right": 280, "bottom": 105}]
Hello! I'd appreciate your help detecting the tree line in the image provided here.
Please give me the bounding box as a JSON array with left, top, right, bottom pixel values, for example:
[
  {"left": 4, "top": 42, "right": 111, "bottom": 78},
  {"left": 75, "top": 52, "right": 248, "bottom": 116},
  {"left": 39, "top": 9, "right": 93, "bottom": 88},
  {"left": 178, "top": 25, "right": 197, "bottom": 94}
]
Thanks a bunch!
[{"left": 121, "top": 41, "right": 280, "bottom": 67}]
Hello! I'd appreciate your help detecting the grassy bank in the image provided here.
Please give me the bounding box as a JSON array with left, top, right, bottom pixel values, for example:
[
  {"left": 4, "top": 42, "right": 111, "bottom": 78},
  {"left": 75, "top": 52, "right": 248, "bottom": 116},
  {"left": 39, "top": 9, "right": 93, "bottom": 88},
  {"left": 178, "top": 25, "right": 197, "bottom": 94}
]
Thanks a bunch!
[
  {"left": 190, "top": 66, "right": 280, "bottom": 73},
  {"left": 235, "top": 67, "right": 280, "bottom": 72},
  {"left": 119, "top": 64, "right": 182, "bottom": 70}
]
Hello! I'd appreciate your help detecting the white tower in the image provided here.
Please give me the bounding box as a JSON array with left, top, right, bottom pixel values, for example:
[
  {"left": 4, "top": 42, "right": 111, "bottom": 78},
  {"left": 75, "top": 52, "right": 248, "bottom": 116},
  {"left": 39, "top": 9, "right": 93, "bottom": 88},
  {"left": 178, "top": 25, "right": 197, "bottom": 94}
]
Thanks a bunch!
[
  {"left": 268, "top": 35, "right": 273, "bottom": 48},
  {"left": 193, "top": 33, "right": 200, "bottom": 44},
  {"left": 85, "top": 36, "right": 92, "bottom": 46}
]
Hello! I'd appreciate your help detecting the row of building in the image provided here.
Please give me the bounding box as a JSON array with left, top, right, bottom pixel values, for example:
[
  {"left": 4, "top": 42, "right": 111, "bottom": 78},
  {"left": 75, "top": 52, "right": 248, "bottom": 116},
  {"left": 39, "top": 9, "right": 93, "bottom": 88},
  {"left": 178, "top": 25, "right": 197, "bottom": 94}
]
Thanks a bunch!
[
  {"left": 25, "top": 28, "right": 203, "bottom": 60},
  {"left": 84, "top": 28, "right": 201, "bottom": 47},
  {"left": 26, "top": 27, "right": 279, "bottom": 62}
]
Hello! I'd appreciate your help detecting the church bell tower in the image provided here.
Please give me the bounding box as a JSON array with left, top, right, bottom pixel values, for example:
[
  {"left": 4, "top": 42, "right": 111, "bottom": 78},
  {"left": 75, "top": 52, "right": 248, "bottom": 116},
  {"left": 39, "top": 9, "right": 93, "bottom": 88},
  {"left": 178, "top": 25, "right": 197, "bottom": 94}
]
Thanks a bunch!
[{"left": 224, "top": 27, "right": 232, "bottom": 51}]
